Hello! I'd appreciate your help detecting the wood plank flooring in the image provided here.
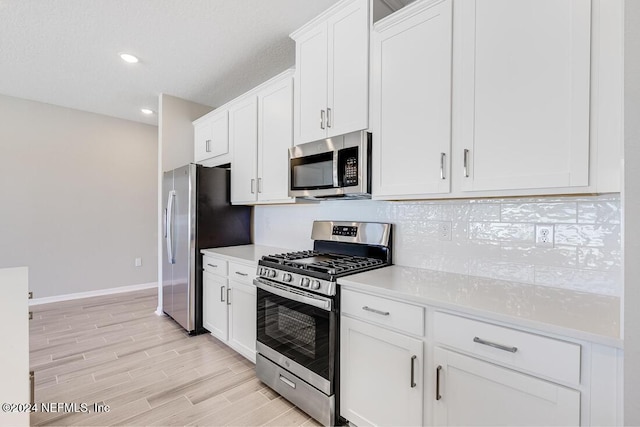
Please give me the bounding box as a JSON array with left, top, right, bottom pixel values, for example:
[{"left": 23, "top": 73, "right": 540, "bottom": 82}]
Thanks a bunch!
[{"left": 29, "top": 288, "right": 321, "bottom": 426}]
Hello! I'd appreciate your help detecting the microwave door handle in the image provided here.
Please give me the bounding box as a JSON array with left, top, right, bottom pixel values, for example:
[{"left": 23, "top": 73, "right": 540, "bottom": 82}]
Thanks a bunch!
[{"left": 333, "top": 150, "right": 339, "bottom": 188}]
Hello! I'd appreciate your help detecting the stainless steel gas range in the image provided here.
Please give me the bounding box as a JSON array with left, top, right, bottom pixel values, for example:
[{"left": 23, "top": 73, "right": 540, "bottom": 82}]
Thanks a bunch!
[{"left": 254, "top": 221, "right": 393, "bottom": 426}]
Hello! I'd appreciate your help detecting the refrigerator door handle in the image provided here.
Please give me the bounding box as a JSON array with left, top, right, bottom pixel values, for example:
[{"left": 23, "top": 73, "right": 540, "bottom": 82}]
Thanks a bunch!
[{"left": 166, "top": 190, "right": 176, "bottom": 264}]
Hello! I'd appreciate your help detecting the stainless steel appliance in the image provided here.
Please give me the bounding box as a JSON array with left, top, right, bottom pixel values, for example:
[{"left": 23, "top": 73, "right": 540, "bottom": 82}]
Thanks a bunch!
[
  {"left": 288, "top": 131, "right": 371, "bottom": 200},
  {"left": 255, "top": 221, "right": 392, "bottom": 426},
  {"left": 162, "top": 164, "right": 251, "bottom": 334}
]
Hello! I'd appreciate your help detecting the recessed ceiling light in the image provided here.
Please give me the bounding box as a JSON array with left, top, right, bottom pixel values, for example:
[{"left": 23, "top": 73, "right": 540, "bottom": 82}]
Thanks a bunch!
[
  {"left": 141, "top": 108, "right": 154, "bottom": 115},
  {"left": 120, "top": 53, "right": 139, "bottom": 63}
]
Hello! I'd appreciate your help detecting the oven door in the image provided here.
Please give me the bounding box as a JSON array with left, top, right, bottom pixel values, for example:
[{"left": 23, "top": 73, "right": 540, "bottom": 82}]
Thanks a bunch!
[{"left": 255, "top": 278, "right": 336, "bottom": 395}]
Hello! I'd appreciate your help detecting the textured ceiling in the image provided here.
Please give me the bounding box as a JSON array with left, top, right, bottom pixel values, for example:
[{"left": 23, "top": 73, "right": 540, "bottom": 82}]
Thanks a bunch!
[{"left": 0, "top": 0, "right": 340, "bottom": 125}]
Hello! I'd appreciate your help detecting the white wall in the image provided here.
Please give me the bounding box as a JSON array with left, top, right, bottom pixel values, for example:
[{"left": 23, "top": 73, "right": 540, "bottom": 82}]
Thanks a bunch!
[
  {"left": 0, "top": 94, "right": 158, "bottom": 298},
  {"left": 255, "top": 194, "right": 622, "bottom": 296},
  {"left": 624, "top": 0, "right": 640, "bottom": 423}
]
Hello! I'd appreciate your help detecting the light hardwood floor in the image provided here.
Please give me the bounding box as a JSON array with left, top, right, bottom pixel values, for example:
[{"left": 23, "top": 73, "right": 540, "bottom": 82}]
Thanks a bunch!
[{"left": 29, "top": 288, "right": 321, "bottom": 426}]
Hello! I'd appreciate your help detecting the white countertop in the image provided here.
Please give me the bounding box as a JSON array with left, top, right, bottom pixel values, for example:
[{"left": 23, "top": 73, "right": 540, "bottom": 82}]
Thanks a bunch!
[
  {"left": 338, "top": 265, "right": 622, "bottom": 348},
  {"left": 201, "top": 244, "right": 292, "bottom": 265}
]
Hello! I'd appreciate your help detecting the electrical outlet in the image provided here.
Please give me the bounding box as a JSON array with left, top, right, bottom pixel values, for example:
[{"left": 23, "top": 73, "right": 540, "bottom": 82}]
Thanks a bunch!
[
  {"left": 134, "top": 257, "right": 142, "bottom": 267},
  {"left": 439, "top": 221, "right": 452, "bottom": 241},
  {"left": 535, "top": 225, "right": 554, "bottom": 248}
]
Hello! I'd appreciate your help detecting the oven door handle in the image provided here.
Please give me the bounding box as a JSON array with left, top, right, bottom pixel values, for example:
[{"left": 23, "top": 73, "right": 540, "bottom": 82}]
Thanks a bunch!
[{"left": 254, "top": 279, "right": 332, "bottom": 312}]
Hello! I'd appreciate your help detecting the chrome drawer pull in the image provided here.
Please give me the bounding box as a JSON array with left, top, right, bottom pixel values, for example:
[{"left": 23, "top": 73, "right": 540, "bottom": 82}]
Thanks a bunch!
[
  {"left": 279, "top": 375, "right": 296, "bottom": 389},
  {"left": 436, "top": 365, "right": 442, "bottom": 400},
  {"left": 463, "top": 149, "right": 470, "bottom": 178},
  {"left": 235, "top": 272, "right": 248, "bottom": 277},
  {"left": 473, "top": 336, "right": 518, "bottom": 353},
  {"left": 410, "top": 355, "right": 417, "bottom": 388},
  {"left": 30, "top": 371, "right": 35, "bottom": 405},
  {"left": 207, "top": 263, "right": 218, "bottom": 268},
  {"left": 362, "top": 306, "right": 390, "bottom": 316}
]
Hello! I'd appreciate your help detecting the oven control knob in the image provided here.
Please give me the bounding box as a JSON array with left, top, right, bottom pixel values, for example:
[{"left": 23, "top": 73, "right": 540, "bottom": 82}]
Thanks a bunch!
[
  {"left": 310, "top": 280, "right": 321, "bottom": 290},
  {"left": 300, "top": 278, "right": 310, "bottom": 287},
  {"left": 258, "top": 268, "right": 264, "bottom": 276},
  {"left": 268, "top": 269, "right": 277, "bottom": 278},
  {"left": 282, "top": 273, "right": 292, "bottom": 283}
]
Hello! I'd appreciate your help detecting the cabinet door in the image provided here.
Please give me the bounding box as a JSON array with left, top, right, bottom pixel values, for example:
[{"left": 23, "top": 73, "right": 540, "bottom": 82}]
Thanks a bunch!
[
  {"left": 326, "top": 0, "right": 369, "bottom": 137},
  {"left": 228, "top": 280, "right": 257, "bottom": 363},
  {"left": 202, "top": 272, "right": 228, "bottom": 341},
  {"left": 293, "top": 24, "right": 329, "bottom": 144},
  {"left": 230, "top": 96, "right": 258, "bottom": 204},
  {"left": 340, "top": 316, "right": 423, "bottom": 427},
  {"left": 433, "top": 347, "right": 580, "bottom": 426},
  {"left": 257, "top": 75, "right": 294, "bottom": 203},
  {"left": 457, "top": 0, "right": 591, "bottom": 192},
  {"left": 371, "top": 0, "right": 452, "bottom": 198},
  {"left": 194, "top": 111, "right": 229, "bottom": 163}
]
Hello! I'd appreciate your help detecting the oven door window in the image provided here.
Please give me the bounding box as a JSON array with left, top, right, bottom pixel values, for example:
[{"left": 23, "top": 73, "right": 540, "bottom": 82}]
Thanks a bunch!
[
  {"left": 290, "top": 152, "right": 336, "bottom": 190},
  {"left": 257, "top": 287, "right": 335, "bottom": 382}
]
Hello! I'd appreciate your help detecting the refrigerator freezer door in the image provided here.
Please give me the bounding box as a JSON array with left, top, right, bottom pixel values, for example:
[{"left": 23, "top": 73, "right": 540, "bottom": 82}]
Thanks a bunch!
[
  {"left": 162, "top": 170, "right": 174, "bottom": 320},
  {"left": 171, "top": 164, "right": 197, "bottom": 332}
]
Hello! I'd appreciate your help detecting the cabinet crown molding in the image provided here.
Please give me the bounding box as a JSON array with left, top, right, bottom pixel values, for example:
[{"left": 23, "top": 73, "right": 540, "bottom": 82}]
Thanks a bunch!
[
  {"left": 290, "top": 0, "right": 368, "bottom": 40},
  {"left": 373, "top": 0, "right": 447, "bottom": 31}
]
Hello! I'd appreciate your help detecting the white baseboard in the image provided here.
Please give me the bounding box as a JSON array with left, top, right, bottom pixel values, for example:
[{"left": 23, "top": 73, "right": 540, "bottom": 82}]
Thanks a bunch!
[{"left": 29, "top": 282, "right": 158, "bottom": 306}]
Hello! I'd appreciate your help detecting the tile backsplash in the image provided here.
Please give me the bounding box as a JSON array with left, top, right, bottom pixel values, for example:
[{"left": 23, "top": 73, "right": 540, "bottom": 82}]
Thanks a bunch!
[{"left": 254, "top": 194, "right": 622, "bottom": 296}]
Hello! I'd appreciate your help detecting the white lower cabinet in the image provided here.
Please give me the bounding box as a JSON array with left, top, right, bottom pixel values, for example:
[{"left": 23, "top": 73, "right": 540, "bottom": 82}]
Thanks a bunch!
[
  {"left": 202, "top": 270, "right": 228, "bottom": 341},
  {"left": 339, "top": 287, "right": 621, "bottom": 427},
  {"left": 433, "top": 347, "right": 580, "bottom": 426},
  {"left": 340, "top": 293, "right": 424, "bottom": 427},
  {"left": 202, "top": 255, "right": 257, "bottom": 362},
  {"left": 228, "top": 278, "right": 257, "bottom": 361}
]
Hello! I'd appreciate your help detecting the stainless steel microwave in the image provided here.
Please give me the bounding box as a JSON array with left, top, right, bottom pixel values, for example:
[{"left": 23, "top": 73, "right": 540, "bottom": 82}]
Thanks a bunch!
[{"left": 289, "top": 131, "right": 371, "bottom": 200}]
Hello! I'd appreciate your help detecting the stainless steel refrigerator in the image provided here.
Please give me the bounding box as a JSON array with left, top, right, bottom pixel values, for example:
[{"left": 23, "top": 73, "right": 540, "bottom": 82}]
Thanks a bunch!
[{"left": 162, "top": 164, "right": 251, "bottom": 334}]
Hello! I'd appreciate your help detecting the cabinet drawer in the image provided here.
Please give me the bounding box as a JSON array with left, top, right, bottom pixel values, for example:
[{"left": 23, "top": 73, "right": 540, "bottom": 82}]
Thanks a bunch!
[
  {"left": 341, "top": 289, "right": 424, "bottom": 336},
  {"left": 203, "top": 256, "right": 227, "bottom": 276},
  {"left": 228, "top": 262, "right": 256, "bottom": 285},
  {"left": 434, "top": 312, "right": 581, "bottom": 384}
]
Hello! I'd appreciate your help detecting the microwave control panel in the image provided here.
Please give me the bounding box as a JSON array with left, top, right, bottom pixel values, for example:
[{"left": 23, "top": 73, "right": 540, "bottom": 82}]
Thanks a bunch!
[{"left": 338, "top": 146, "right": 359, "bottom": 187}]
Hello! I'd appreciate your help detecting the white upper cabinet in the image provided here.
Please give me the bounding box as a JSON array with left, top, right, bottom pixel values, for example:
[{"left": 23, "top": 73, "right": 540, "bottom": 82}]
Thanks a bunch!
[
  {"left": 370, "top": 0, "right": 622, "bottom": 200},
  {"left": 456, "top": 0, "right": 591, "bottom": 193},
  {"left": 292, "top": 0, "right": 370, "bottom": 145},
  {"left": 257, "top": 74, "right": 295, "bottom": 203},
  {"left": 229, "top": 96, "right": 258, "bottom": 204},
  {"left": 231, "top": 70, "right": 295, "bottom": 205},
  {"left": 371, "top": 0, "right": 453, "bottom": 199},
  {"left": 194, "top": 109, "right": 230, "bottom": 166}
]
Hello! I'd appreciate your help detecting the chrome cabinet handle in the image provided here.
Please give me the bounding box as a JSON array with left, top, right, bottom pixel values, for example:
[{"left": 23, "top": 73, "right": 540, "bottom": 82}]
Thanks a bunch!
[
  {"left": 235, "top": 272, "right": 248, "bottom": 277},
  {"left": 362, "top": 306, "right": 389, "bottom": 316},
  {"left": 327, "top": 108, "right": 332, "bottom": 128},
  {"left": 463, "top": 149, "right": 470, "bottom": 178},
  {"left": 220, "top": 285, "right": 225, "bottom": 302},
  {"left": 440, "top": 152, "right": 446, "bottom": 180},
  {"left": 250, "top": 179, "right": 255, "bottom": 194},
  {"left": 227, "top": 288, "right": 231, "bottom": 305},
  {"left": 207, "top": 263, "right": 218, "bottom": 268},
  {"left": 279, "top": 375, "right": 296, "bottom": 389},
  {"left": 436, "top": 365, "right": 442, "bottom": 400},
  {"left": 28, "top": 291, "right": 33, "bottom": 299},
  {"left": 258, "top": 178, "right": 262, "bottom": 193},
  {"left": 30, "top": 371, "right": 35, "bottom": 405},
  {"left": 320, "top": 110, "right": 326, "bottom": 130},
  {"left": 29, "top": 311, "right": 33, "bottom": 320},
  {"left": 410, "top": 355, "right": 417, "bottom": 388},
  {"left": 473, "top": 336, "right": 518, "bottom": 353},
  {"left": 205, "top": 139, "right": 211, "bottom": 153}
]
